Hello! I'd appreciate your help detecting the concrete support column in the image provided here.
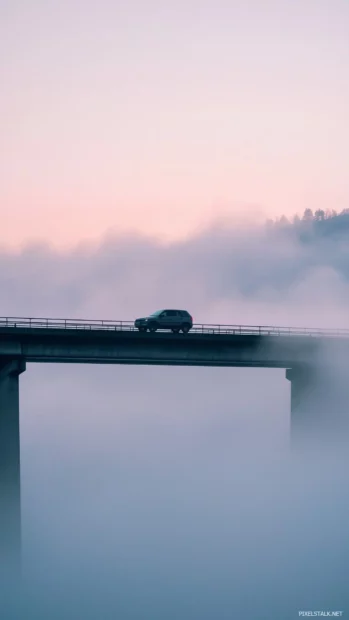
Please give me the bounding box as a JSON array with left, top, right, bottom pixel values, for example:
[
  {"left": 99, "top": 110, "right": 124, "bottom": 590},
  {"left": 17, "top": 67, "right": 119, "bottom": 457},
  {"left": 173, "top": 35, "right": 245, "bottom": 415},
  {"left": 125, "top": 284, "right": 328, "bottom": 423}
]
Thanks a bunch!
[
  {"left": 0, "top": 359, "right": 26, "bottom": 573},
  {"left": 286, "top": 364, "right": 349, "bottom": 449}
]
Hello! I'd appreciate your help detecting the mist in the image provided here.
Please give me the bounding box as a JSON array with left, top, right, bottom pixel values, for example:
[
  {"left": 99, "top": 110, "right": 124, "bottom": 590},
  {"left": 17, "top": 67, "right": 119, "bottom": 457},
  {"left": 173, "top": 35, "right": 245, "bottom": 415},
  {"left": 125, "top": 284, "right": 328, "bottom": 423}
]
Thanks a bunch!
[{"left": 1, "top": 215, "right": 349, "bottom": 618}]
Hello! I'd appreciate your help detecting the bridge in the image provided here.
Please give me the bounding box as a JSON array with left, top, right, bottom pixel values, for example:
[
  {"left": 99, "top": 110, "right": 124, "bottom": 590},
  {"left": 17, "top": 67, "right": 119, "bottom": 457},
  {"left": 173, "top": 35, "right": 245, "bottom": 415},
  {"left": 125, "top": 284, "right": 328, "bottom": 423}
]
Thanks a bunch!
[
  {"left": 1, "top": 315, "right": 349, "bottom": 572},
  {"left": 0, "top": 315, "right": 348, "bottom": 365}
]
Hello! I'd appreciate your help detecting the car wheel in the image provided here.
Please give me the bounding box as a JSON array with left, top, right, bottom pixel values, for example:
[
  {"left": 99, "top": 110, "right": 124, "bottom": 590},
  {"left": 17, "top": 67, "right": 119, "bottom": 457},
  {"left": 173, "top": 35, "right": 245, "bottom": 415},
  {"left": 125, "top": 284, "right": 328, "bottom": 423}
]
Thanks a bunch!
[
  {"left": 181, "top": 323, "right": 190, "bottom": 333},
  {"left": 148, "top": 322, "right": 158, "bottom": 332}
]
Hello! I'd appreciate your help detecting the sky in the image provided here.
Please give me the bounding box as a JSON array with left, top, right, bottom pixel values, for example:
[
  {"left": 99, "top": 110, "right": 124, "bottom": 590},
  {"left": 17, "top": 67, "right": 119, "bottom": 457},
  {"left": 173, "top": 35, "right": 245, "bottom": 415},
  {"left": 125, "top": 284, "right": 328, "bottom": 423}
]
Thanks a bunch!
[{"left": 2, "top": 0, "right": 349, "bottom": 248}]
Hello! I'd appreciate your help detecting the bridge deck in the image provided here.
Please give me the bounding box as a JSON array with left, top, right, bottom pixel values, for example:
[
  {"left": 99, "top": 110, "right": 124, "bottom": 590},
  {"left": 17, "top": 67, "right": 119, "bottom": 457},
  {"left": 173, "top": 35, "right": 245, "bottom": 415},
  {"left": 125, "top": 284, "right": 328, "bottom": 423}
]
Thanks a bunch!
[
  {"left": 0, "top": 316, "right": 348, "bottom": 337},
  {"left": 0, "top": 316, "right": 344, "bottom": 368}
]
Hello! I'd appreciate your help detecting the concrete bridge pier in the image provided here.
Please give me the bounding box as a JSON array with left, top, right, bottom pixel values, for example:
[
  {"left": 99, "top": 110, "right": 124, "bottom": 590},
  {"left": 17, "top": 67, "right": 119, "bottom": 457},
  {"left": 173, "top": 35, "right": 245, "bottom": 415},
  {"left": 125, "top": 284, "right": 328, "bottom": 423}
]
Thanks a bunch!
[
  {"left": 0, "top": 360, "right": 26, "bottom": 573},
  {"left": 286, "top": 364, "right": 349, "bottom": 450}
]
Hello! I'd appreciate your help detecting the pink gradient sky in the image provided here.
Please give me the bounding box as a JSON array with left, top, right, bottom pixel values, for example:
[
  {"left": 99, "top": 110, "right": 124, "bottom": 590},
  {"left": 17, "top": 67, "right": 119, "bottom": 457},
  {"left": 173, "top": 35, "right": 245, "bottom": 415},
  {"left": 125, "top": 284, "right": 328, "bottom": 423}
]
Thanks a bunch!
[{"left": 1, "top": 0, "right": 349, "bottom": 248}]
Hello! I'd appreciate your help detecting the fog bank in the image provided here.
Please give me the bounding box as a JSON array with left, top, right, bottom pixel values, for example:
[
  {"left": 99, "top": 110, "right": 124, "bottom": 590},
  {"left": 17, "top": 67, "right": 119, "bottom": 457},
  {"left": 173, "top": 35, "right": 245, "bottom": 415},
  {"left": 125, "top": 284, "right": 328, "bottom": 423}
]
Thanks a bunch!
[{"left": 0, "top": 216, "right": 349, "bottom": 618}]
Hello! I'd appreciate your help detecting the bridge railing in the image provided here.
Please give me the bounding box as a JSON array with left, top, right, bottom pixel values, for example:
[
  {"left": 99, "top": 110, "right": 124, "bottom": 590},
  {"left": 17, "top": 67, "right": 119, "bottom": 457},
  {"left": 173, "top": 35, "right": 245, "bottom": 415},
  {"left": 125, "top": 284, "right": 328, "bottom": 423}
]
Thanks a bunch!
[
  {"left": 0, "top": 317, "right": 136, "bottom": 331},
  {"left": 0, "top": 316, "right": 349, "bottom": 338}
]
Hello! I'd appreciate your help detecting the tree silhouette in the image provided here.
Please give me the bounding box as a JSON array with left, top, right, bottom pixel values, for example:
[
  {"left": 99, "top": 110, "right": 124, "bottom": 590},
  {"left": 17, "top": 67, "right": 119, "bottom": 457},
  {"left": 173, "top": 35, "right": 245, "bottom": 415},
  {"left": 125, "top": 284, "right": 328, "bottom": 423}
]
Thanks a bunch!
[
  {"left": 302, "top": 208, "right": 313, "bottom": 221},
  {"left": 314, "top": 209, "right": 325, "bottom": 221}
]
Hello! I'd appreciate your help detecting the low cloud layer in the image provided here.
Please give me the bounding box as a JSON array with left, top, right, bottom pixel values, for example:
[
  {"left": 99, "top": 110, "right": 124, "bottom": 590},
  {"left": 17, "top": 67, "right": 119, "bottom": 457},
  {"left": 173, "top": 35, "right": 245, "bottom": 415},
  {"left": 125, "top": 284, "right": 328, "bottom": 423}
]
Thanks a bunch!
[
  {"left": 2, "top": 212, "right": 349, "bottom": 329},
  {"left": 1, "top": 213, "right": 349, "bottom": 618}
]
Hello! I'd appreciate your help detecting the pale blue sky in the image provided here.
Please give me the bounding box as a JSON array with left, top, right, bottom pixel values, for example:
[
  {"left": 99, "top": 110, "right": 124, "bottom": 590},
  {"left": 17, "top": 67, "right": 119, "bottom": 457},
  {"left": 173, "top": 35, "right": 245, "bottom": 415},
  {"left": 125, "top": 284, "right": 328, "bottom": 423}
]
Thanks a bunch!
[{"left": 1, "top": 0, "right": 349, "bottom": 247}]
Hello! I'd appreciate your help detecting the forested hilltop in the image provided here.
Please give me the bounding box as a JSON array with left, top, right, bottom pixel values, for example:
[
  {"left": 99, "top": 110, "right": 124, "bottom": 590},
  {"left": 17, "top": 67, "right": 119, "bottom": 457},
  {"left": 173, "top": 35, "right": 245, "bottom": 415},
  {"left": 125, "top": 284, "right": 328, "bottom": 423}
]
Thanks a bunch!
[{"left": 266, "top": 209, "right": 349, "bottom": 240}]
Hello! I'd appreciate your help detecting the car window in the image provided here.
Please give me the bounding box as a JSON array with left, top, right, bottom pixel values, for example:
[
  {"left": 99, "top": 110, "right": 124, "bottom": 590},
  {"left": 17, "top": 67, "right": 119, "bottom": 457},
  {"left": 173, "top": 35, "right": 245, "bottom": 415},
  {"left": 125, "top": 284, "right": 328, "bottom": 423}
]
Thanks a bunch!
[{"left": 167, "top": 310, "right": 177, "bottom": 317}]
